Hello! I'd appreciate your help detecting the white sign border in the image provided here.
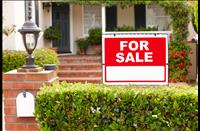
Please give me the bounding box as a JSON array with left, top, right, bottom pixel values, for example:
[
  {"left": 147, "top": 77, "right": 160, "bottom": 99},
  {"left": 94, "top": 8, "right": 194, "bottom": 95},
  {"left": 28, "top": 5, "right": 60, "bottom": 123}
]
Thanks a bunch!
[{"left": 102, "top": 32, "right": 170, "bottom": 86}]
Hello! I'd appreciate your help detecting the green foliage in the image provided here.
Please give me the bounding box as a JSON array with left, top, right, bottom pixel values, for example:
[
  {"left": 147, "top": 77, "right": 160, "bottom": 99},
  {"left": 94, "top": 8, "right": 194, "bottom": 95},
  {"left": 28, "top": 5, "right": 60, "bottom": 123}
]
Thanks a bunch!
[
  {"left": 87, "top": 27, "right": 102, "bottom": 45},
  {"left": 136, "top": 26, "right": 158, "bottom": 31},
  {"left": 168, "top": 38, "right": 192, "bottom": 82},
  {"left": 35, "top": 82, "right": 198, "bottom": 130},
  {"left": 3, "top": 50, "right": 27, "bottom": 72},
  {"left": 194, "top": 1, "right": 198, "bottom": 32},
  {"left": 33, "top": 48, "right": 60, "bottom": 67},
  {"left": 159, "top": 1, "right": 190, "bottom": 41},
  {"left": 113, "top": 25, "right": 135, "bottom": 31},
  {"left": 3, "top": 48, "right": 60, "bottom": 72},
  {"left": 76, "top": 38, "right": 89, "bottom": 54},
  {"left": 113, "top": 25, "right": 158, "bottom": 31},
  {"left": 43, "top": 26, "right": 62, "bottom": 41}
]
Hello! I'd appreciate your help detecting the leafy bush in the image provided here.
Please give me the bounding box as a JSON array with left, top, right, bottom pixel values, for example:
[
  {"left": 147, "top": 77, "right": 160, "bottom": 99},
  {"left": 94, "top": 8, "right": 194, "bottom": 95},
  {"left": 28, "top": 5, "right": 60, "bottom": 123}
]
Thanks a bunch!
[
  {"left": 112, "top": 25, "right": 158, "bottom": 31},
  {"left": 43, "top": 26, "right": 62, "bottom": 41},
  {"left": 168, "top": 35, "right": 192, "bottom": 82},
  {"left": 35, "top": 82, "right": 198, "bottom": 130},
  {"left": 87, "top": 27, "right": 102, "bottom": 45},
  {"left": 3, "top": 48, "right": 59, "bottom": 72},
  {"left": 113, "top": 25, "right": 135, "bottom": 31},
  {"left": 136, "top": 26, "right": 158, "bottom": 31},
  {"left": 3, "top": 50, "right": 27, "bottom": 72},
  {"left": 76, "top": 38, "right": 89, "bottom": 54},
  {"left": 33, "top": 48, "right": 60, "bottom": 67}
]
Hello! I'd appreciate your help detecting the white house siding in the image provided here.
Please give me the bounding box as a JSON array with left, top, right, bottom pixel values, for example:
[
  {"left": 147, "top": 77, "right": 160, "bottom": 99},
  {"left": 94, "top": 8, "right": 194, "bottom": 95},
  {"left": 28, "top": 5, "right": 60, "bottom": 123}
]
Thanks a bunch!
[
  {"left": 3, "top": 1, "right": 25, "bottom": 51},
  {"left": 3, "top": 1, "right": 39, "bottom": 51},
  {"left": 146, "top": 4, "right": 171, "bottom": 30},
  {"left": 37, "top": 1, "right": 52, "bottom": 49},
  {"left": 72, "top": 5, "right": 84, "bottom": 54},
  {"left": 117, "top": 5, "right": 135, "bottom": 28}
]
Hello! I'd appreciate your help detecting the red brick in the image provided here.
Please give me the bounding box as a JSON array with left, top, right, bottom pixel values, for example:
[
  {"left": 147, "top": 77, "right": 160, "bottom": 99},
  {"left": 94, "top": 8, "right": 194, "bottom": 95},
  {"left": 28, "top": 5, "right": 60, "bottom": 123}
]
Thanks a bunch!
[
  {"left": 5, "top": 123, "right": 26, "bottom": 131},
  {"left": 4, "top": 107, "right": 16, "bottom": 115},
  {"left": 14, "top": 82, "right": 33, "bottom": 89},
  {"left": 27, "top": 124, "right": 40, "bottom": 131},
  {"left": 4, "top": 99, "right": 16, "bottom": 106},
  {"left": 5, "top": 116, "right": 36, "bottom": 123},
  {"left": 3, "top": 73, "right": 26, "bottom": 81},
  {"left": 26, "top": 74, "right": 49, "bottom": 81},
  {"left": 3, "top": 90, "right": 21, "bottom": 98},
  {"left": 3, "top": 82, "right": 13, "bottom": 90}
]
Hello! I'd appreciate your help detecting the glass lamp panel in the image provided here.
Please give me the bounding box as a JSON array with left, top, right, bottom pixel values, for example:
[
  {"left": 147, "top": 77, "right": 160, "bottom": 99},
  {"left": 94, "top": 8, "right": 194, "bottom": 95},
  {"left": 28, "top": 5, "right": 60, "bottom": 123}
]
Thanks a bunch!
[{"left": 25, "top": 33, "right": 35, "bottom": 50}]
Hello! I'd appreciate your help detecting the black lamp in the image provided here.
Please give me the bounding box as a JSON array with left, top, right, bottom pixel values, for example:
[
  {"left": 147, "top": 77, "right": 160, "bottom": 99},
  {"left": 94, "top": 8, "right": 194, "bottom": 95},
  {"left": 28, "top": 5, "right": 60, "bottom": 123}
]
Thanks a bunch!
[{"left": 18, "top": 2, "right": 41, "bottom": 68}]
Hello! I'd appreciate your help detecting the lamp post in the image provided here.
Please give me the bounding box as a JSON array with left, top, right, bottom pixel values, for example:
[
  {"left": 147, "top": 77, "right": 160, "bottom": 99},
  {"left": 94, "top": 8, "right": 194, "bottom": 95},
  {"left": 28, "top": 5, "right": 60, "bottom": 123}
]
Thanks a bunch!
[{"left": 18, "top": 1, "right": 41, "bottom": 68}]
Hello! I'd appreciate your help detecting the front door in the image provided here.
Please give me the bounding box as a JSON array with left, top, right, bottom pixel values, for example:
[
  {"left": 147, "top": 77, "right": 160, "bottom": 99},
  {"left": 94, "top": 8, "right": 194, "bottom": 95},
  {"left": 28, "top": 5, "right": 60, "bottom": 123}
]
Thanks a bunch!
[{"left": 52, "top": 3, "right": 71, "bottom": 53}]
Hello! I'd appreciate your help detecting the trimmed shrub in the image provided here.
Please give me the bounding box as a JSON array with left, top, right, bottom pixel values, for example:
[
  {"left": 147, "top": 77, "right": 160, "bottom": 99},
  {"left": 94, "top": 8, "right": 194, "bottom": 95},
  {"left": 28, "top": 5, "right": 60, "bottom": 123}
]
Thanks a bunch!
[
  {"left": 3, "top": 48, "right": 59, "bottom": 72},
  {"left": 113, "top": 25, "right": 135, "bottom": 31},
  {"left": 33, "top": 48, "right": 60, "bottom": 67},
  {"left": 43, "top": 26, "right": 62, "bottom": 41},
  {"left": 35, "top": 82, "right": 198, "bottom": 130},
  {"left": 3, "top": 50, "right": 27, "bottom": 72},
  {"left": 113, "top": 25, "right": 158, "bottom": 31}
]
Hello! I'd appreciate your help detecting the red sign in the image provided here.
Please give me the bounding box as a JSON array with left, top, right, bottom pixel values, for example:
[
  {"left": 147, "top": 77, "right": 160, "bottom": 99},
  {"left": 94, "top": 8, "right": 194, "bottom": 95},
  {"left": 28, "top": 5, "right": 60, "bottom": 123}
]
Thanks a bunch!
[{"left": 103, "top": 34, "right": 168, "bottom": 85}]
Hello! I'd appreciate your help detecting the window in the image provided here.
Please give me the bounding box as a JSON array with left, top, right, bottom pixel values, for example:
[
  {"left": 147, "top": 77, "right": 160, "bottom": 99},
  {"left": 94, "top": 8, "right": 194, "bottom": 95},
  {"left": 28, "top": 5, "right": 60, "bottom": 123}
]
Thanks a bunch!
[
  {"left": 146, "top": 4, "right": 170, "bottom": 30},
  {"left": 83, "top": 5, "right": 102, "bottom": 35},
  {"left": 106, "top": 6, "right": 117, "bottom": 31},
  {"left": 134, "top": 5, "right": 146, "bottom": 29}
]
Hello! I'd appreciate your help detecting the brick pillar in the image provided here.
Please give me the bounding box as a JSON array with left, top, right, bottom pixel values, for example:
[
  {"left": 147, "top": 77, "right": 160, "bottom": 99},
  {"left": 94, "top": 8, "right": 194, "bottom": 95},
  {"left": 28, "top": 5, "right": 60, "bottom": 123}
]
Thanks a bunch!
[{"left": 3, "top": 68, "right": 58, "bottom": 131}]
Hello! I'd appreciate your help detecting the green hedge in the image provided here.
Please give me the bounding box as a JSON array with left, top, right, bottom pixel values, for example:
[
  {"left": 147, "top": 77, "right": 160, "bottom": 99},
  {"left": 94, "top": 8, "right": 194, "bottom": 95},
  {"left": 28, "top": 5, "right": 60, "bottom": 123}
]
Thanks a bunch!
[
  {"left": 3, "top": 48, "right": 59, "bottom": 72},
  {"left": 35, "top": 82, "right": 198, "bottom": 130}
]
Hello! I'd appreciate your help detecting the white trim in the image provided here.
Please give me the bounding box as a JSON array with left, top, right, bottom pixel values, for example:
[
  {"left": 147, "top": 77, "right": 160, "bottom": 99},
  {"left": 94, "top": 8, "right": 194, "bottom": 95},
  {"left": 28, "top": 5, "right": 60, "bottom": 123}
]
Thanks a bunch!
[
  {"left": 102, "top": 32, "right": 169, "bottom": 85},
  {"left": 70, "top": 4, "right": 73, "bottom": 54},
  {"left": 82, "top": 5, "right": 86, "bottom": 37},
  {"left": 102, "top": 6, "right": 106, "bottom": 34}
]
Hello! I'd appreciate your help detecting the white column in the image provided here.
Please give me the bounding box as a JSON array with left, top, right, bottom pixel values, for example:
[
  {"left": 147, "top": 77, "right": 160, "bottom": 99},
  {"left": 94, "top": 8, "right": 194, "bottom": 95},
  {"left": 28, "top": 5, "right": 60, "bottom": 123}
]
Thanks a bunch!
[{"left": 101, "top": 6, "right": 106, "bottom": 34}]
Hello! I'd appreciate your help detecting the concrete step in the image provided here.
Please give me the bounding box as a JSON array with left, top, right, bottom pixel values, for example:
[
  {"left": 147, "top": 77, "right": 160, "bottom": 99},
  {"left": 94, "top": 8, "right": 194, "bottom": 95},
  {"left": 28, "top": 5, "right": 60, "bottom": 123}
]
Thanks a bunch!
[
  {"left": 59, "top": 77, "right": 102, "bottom": 83},
  {"left": 58, "top": 63, "right": 102, "bottom": 70},
  {"left": 59, "top": 55, "right": 101, "bottom": 64},
  {"left": 58, "top": 55, "right": 102, "bottom": 83},
  {"left": 58, "top": 70, "right": 102, "bottom": 77}
]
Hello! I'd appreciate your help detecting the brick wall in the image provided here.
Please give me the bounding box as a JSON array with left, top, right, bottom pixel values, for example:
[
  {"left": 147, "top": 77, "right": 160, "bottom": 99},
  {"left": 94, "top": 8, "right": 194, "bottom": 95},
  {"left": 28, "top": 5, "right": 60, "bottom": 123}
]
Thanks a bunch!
[{"left": 3, "top": 69, "right": 58, "bottom": 131}]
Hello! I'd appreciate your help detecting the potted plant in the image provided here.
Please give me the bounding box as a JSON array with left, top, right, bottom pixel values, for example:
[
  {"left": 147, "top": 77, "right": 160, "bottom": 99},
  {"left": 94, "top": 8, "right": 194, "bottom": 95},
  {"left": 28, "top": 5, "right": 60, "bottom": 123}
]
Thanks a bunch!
[
  {"left": 87, "top": 27, "right": 102, "bottom": 55},
  {"left": 76, "top": 38, "right": 89, "bottom": 55},
  {"left": 43, "top": 26, "right": 62, "bottom": 52}
]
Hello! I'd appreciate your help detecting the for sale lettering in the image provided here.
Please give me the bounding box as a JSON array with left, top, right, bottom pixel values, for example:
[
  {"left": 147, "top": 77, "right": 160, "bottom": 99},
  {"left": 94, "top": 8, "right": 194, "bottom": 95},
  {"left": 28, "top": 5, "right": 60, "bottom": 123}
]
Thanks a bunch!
[{"left": 116, "top": 40, "right": 153, "bottom": 63}]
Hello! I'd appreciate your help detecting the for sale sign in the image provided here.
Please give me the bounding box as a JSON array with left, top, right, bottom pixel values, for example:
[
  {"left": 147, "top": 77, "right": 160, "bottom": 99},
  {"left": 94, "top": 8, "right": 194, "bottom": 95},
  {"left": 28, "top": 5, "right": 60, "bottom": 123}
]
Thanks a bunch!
[{"left": 102, "top": 33, "right": 169, "bottom": 85}]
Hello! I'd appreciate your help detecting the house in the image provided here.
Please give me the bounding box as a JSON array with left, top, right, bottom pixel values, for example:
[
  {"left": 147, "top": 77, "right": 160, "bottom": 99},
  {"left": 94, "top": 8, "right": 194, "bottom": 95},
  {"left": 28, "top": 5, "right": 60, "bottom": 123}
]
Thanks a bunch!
[
  {"left": 2, "top": 1, "right": 197, "bottom": 81},
  {"left": 3, "top": 1, "right": 174, "bottom": 53}
]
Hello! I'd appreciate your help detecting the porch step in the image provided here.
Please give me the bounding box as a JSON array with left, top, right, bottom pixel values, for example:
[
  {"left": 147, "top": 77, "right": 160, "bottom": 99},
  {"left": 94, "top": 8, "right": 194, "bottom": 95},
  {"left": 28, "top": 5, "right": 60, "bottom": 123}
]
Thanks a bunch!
[
  {"left": 59, "top": 77, "right": 102, "bottom": 83},
  {"left": 59, "top": 55, "right": 101, "bottom": 63},
  {"left": 58, "top": 70, "right": 102, "bottom": 77},
  {"left": 58, "top": 55, "right": 102, "bottom": 83},
  {"left": 58, "top": 63, "right": 102, "bottom": 70}
]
